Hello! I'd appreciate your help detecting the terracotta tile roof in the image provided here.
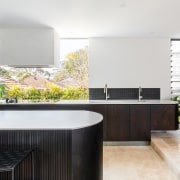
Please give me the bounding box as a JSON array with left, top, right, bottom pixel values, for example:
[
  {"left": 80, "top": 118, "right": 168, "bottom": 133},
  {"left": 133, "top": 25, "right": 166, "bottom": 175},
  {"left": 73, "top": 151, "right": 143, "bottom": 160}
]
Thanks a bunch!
[
  {"left": 0, "top": 75, "right": 28, "bottom": 88},
  {"left": 22, "top": 76, "right": 59, "bottom": 89}
]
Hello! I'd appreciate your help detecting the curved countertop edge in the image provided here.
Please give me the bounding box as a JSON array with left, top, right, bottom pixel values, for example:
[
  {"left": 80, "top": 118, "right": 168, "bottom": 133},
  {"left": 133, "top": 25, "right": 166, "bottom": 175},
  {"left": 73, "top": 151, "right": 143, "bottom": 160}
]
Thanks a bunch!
[
  {"left": 0, "top": 99, "right": 178, "bottom": 105},
  {"left": 0, "top": 110, "right": 103, "bottom": 130}
]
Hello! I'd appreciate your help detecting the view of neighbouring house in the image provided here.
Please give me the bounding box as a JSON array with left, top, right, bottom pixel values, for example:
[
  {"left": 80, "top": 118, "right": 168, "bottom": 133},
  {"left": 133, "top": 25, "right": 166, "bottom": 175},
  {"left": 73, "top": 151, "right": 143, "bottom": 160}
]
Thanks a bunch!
[{"left": 0, "top": 46, "right": 89, "bottom": 102}]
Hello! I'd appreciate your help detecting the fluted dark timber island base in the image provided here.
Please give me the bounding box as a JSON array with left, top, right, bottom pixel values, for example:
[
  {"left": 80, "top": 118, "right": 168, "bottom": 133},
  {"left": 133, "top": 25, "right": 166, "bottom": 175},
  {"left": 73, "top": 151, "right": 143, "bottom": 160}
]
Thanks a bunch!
[{"left": 0, "top": 111, "right": 103, "bottom": 180}]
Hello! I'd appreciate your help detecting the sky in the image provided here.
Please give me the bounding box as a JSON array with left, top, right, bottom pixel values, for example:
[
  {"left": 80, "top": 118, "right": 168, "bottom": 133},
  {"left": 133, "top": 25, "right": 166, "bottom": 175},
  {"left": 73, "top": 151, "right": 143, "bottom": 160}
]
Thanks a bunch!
[{"left": 60, "top": 39, "right": 89, "bottom": 61}]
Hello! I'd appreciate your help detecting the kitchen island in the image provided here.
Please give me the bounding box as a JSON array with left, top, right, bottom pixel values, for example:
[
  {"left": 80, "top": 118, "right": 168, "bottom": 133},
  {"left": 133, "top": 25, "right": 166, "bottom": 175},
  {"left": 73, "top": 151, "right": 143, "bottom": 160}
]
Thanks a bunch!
[
  {"left": 0, "top": 110, "right": 103, "bottom": 180},
  {"left": 0, "top": 99, "right": 178, "bottom": 141}
]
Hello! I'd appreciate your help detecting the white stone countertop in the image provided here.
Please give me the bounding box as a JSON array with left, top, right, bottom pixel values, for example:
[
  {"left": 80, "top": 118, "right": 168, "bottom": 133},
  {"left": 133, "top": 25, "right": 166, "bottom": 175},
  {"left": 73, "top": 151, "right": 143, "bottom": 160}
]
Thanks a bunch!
[
  {"left": 55, "top": 100, "right": 178, "bottom": 104},
  {"left": 0, "top": 99, "right": 178, "bottom": 105},
  {"left": 0, "top": 110, "right": 103, "bottom": 130}
]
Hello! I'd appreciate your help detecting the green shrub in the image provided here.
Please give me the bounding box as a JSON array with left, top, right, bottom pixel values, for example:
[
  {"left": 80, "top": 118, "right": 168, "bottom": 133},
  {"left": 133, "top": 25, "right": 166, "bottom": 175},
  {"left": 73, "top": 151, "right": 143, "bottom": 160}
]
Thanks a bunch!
[
  {"left": 61, "top": 87, "right": 88, "bottom": 100},
  {"left": 4, "top": 85, "right": 88, "bottom": 102},
  {"left": 6, "top": 86, "right": 23, "bottom": 99},
  {"left": 172, "top": 96, "right": 180, "bottom": 103},
  {"left": 41, "top": 85, "right": 63, "bottom": 101},
  {"left": 24, "top": 87, "right": 41, "bottom": 101},
  {"left": 172, "top": 96, "right": 180, "bottom": 122},
  {"left": 0, "top": 84, "right": 6, "bottom": 99}
]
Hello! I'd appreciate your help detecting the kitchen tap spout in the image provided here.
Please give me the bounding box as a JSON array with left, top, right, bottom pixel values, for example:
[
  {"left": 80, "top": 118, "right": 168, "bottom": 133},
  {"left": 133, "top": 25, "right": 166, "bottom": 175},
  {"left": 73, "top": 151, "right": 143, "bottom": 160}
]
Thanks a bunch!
[
  {"left": 138, "top": 86, "right": 143, "bottom": 102},
  {"left": 104, "top": 84, "right": 110, "bottom": 100}
]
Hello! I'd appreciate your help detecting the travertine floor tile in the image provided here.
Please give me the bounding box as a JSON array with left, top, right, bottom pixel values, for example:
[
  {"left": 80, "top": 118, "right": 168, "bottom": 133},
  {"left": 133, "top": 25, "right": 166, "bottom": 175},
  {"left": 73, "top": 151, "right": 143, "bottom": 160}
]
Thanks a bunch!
[
  {"left": 103, "top": 146, "right": 177, "bottom": 180},
  {"left": 152, "top": 130, "right": 180, "bottom": 179}
]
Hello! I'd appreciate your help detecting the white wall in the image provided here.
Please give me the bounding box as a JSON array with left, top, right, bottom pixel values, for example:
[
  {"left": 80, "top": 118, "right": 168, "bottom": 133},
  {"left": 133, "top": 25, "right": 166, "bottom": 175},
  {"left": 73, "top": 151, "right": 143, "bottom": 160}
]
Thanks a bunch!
[
  {"left": 89, "top": 38, "right": 171, "bottom": 99},
  {"left": 0, "top": 28, "right": 59, "bottom": 66}
]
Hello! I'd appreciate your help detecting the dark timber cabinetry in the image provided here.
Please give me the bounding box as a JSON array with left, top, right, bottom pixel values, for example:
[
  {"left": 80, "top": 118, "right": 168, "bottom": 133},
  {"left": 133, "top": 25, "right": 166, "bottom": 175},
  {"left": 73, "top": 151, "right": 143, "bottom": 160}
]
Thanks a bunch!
[
  {"left": 130, "top": 105, "right": 150, "bottom": 141},
  {"left": 90, "top": 104, "right": 177, "bottom": 141},
  {"left": 89, "top": 105, "right": 107, "bottom": 140},
  {"left": 0, "top": 103, "right": 178, "bottom": 141},
  {"left": 151, "top": 104, "right": 178, "bottom": 130},
  {"left": 90, "top": 104, "right": 151, "bottom": 141},
  {"left": 106, "top": 105, "right": 129, "bottom": 141}
]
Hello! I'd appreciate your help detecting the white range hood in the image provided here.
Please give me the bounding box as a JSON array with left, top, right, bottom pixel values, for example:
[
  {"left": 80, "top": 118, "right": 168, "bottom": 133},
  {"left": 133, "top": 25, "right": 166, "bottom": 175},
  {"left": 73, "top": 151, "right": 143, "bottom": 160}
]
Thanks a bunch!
[{"left": 0, "top": 28, "right": 60, "bottom": 67}]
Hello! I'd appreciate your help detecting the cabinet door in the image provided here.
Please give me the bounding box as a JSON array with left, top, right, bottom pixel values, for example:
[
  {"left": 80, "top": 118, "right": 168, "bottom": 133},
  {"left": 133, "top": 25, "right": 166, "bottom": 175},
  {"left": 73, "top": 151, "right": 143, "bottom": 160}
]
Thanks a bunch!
[
  {"left": 151, "top": 104, "right": 178, "bottom": 130},
  {"left": 106, "top": 105, "right": 129, "bottom": 141},
  {"left": 89, "top": 105, "right": 107, "bottom": 140},
  {"left": 130, "top": 105, "right": 150, "bottom": 141}
]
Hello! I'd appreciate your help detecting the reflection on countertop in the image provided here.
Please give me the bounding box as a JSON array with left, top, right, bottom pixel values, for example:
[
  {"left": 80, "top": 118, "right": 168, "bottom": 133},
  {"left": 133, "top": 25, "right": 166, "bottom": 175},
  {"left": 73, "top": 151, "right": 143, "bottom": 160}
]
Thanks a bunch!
[
  {"left": 56, "top": 99, "right": 178, "bottom": 104},
  {"left": 0, "top": 99, "right": 178, "bottom": 105}
]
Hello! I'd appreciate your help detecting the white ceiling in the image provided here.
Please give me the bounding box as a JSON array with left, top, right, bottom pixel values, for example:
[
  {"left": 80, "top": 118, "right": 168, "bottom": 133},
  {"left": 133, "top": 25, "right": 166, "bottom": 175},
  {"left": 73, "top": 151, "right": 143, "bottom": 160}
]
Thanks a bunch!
[{"left": 0, "top": 0, "right": 180, "bottom": 38}]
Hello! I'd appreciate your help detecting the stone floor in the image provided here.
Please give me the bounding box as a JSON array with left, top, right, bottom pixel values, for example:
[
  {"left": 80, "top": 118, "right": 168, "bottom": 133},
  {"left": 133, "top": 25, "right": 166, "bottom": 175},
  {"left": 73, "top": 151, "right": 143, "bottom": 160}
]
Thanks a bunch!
[
  {"left": 103, "top": 145, "right": 177, "bottom": 180},
  {"left": 151, "top": 130, "right": 180, "bottom": 179},
  {"left": 103, "top": 130, "right": 180, "bottom": 180}
]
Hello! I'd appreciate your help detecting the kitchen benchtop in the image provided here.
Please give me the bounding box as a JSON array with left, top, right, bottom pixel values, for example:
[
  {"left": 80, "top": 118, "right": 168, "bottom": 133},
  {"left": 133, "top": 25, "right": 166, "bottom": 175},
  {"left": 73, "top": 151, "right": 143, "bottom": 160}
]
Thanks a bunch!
[
  {"left": 55, "top": 100, "right": 178, "bottom": 104},
  {"left": 0, "top": 99, "right": 178, "bottom": 105},
  {"left": 0, "top": 110, "right": 103, "bottom": 130}
]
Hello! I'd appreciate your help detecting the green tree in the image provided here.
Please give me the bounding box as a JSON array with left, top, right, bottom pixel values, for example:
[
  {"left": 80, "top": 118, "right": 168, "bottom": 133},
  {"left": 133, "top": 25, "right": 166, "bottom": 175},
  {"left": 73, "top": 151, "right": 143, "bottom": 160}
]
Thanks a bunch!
[
  {"left": 17, "top": 72, "right": 31, "bottom": 82},
  {"left": 64, "top": 47, "right": 88, "bottom": 88},
  {"left": 0, "top": 67, "right": 10, "bottom": 78},
  {"left": 53, "top": 47, "right": 88, "bottom": 88},
  {"left": 53, "top": 69, "right": 69, "bottom": 82}
]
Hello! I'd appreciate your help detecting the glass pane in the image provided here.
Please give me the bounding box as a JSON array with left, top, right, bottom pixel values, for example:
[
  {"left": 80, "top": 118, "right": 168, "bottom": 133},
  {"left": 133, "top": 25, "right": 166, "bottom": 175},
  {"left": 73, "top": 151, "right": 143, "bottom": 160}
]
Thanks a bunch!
[
  {"left": 171, "top": 82, "right": 180, "bottom": 88},
  {"left": 171, "top": 40, "right": 180, "bottom": 96},
  {"left": 0, "top": 39, "right": 89, "bottom": 102}
]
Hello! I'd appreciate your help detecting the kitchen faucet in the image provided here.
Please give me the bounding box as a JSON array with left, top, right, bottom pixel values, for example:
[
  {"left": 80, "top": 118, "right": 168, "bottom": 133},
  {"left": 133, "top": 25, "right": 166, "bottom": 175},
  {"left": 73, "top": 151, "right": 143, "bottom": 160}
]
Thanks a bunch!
[
  {"left": 138, "top": 86, "right": 143, "bottom": 102},
  {"left": 104, "top": 83, "right": 110, "bottom": 100}
]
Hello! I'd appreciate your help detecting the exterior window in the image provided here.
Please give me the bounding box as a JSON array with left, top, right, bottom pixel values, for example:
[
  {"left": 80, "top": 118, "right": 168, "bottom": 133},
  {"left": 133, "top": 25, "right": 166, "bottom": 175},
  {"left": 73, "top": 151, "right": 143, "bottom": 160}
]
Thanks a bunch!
[
  {"left": 59, "top": 39, "right": 89, "bottom": 88},
  {"left": 171, "top": 39, "right": 180, "bottom": 97},
  {"left": 0, "top": 39, "right": 89, "bottom": 103}
]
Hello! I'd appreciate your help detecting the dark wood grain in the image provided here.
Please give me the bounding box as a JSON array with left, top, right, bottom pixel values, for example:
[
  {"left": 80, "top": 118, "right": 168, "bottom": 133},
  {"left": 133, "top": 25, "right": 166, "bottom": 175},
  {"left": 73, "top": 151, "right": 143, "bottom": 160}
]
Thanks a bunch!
[
  {"left": 0, "top": 103, "right": 178, "bottom": 141},
  {"left": 89, "top": 105, "right": 107, "bottom": 140},
  {"left": 106, "top": 105, "right": 130, "bottom": 141},
  {"left": 0, "top": 124, "right": 103, "bottom": 180},
  {"left": 0, "top": 130, "right": 72, "bottom": 180},
  {"left": 130, "top": 105, "right": 150, "bottom": 141},
  {"left": 151, "top": 104, "right": 178, "bottom": 130},
  {"left": 72, "top": 122, "right": 103, "bottom": 180}
]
